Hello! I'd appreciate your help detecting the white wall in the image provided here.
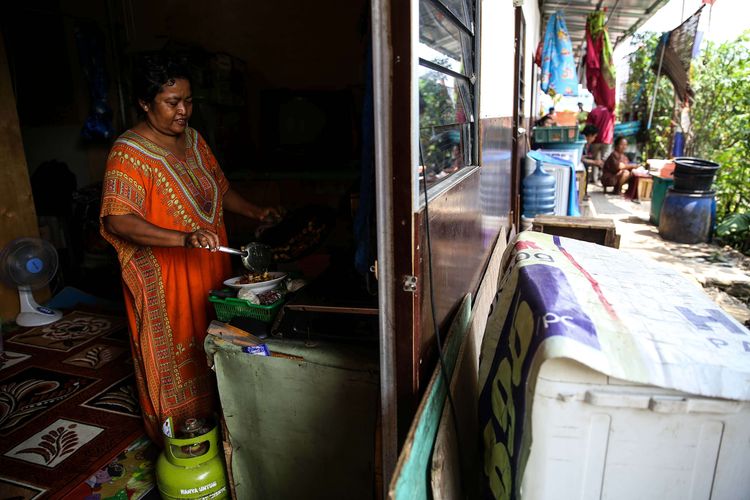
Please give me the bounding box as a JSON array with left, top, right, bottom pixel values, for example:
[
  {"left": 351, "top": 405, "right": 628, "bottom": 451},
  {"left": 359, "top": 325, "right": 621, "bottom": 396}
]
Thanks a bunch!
[
  {"left": 522, "top": 0, "right": 541, "bottom": 120},
  {"left": 479, "top": 0, "right": 516, "bottom": 118},
  {"left": 479, "top": 0, "right": 542, "bottom": 120}
]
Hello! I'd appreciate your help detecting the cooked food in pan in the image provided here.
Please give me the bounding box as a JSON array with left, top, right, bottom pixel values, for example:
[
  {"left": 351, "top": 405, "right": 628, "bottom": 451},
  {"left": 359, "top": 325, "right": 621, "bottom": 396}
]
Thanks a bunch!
[{"left": 236, "top": 271, "right": 271, "bottom": 284}]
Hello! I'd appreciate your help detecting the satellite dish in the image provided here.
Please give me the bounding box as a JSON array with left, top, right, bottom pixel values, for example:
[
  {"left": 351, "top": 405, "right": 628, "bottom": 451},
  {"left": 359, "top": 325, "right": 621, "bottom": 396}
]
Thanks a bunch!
[{"left": 0, "top": 237, "right": 63, "bottom": 327}]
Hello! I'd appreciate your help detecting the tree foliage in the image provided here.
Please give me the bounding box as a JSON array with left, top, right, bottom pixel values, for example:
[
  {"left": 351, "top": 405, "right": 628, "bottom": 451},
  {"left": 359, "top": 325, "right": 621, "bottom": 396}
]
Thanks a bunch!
[
  {"left": 620, "top": 33, "right": 675, "bottom": 160},
  {"left": 686, "top": 32, "right": 750, "bottom": 221},
  {"left": 622, "top": 30, "right": 750, "bottom": 235}
]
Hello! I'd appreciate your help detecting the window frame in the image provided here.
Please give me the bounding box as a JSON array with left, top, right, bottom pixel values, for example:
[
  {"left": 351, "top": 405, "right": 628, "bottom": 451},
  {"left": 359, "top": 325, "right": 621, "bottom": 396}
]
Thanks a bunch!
[{"left": 416, "top": 0, "right": 479, "bottom": 204}]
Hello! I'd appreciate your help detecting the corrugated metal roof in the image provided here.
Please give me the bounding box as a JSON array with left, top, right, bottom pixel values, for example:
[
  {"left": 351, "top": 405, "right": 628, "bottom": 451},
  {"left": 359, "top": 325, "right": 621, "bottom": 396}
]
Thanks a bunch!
[{"left": 540, "top": 0, "right": 671, "bottom": 55}]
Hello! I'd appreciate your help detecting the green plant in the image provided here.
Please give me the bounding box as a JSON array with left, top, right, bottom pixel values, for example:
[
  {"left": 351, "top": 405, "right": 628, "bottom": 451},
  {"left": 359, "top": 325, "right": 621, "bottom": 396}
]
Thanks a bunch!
[
  {"left": 623, "top": 30, "right": 750, "bottom": 251},
  {"left": 686, "top": 32, "right": 750, "bottom": 221},
  {"left": 620, "top": 33, "right": 674, "bottom": 159},
  {"left": 715, "top": 213, "right": 750, "bottom": 252}
]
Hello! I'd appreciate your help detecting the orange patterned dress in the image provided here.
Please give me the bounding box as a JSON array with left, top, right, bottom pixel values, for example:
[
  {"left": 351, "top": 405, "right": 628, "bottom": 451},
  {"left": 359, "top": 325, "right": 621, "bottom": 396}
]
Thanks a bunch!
[{"left": 100, "top": 128, "right": 231, "bottom": 443}]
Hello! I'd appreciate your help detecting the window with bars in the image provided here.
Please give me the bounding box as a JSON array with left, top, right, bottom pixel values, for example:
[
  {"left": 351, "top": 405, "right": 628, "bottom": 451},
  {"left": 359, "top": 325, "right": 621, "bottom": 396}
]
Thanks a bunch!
[{"left": 417, "top": 0, "right": 477, "bottom": 190}]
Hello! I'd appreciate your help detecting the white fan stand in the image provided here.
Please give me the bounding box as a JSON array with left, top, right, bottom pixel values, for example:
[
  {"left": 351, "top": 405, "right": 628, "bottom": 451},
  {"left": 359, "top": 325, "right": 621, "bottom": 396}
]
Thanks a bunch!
[{"left": 16, "top": 285, "right": 62, "bottom": 327}]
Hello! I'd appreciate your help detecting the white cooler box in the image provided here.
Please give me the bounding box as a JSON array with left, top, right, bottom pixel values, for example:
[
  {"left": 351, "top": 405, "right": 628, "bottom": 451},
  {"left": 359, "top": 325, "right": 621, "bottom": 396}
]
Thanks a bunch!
[{"left": 522, "top": 358, "right": 750, "bottom": 500}]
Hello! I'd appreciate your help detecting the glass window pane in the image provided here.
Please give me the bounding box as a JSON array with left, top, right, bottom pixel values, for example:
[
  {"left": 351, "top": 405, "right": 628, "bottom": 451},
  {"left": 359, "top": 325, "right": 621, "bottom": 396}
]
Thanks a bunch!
[
  {"left": 418, "top": 66, "right": 471, "bottom": 128},
  {"left": 435, "top": 0, "right": 470, "bottom": 29},
  {"left": 419, "top": 123, "right": 471, "bottom": 189},
  {"left": 419, "top": 0, "right": 473, "bottom": 76}
]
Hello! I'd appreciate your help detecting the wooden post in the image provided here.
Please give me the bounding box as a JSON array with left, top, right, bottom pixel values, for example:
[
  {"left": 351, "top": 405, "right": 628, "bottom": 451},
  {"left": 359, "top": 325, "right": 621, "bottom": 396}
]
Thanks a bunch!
[{"left": 0, "top": 35, "right": 42, "bottom": 320}]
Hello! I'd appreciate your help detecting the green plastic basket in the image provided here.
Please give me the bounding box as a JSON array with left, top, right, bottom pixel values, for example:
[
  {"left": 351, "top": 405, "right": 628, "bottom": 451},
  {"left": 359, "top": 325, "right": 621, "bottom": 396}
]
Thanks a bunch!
[
  {"left": 533, "top": 126, "right": 578, "bottom": 144},
  {"left": 209, "top": 295, "right": 283, "bottom": 323}
]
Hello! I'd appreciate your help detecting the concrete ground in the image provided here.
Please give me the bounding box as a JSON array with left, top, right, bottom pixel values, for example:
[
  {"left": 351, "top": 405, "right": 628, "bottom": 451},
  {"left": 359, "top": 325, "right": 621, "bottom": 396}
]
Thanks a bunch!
[{"left": 584, "top": 183, "right": 750, "bottom": 324}]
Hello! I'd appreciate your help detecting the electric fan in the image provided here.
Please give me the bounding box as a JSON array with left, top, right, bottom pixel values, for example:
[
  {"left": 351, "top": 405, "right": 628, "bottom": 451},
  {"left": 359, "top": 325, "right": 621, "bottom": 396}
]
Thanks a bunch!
[{"left": 0, "top": 237, "right": 63, "bottom": 327}]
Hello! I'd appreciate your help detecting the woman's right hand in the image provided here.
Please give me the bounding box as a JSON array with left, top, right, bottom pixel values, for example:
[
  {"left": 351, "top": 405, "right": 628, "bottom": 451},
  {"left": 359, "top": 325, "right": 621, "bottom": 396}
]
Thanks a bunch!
[{"left": 184, "top": 228, "right": 220, "bottom": 251}]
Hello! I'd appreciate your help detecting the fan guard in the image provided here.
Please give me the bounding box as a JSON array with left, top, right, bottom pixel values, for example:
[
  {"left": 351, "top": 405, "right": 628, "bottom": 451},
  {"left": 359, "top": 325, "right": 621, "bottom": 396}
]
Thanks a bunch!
[{"left": 0, "top": 237, "right": 62, "bottom": 327}]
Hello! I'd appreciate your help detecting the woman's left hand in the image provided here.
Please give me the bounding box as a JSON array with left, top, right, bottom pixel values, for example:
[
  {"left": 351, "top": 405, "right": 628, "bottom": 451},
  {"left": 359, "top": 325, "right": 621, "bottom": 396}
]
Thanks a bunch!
[
  {"left": 254, "top": 206, "right": 282, "bottom": 223},
  {"left": 223, "top": 188, "right": 283, "bottom": 223}
]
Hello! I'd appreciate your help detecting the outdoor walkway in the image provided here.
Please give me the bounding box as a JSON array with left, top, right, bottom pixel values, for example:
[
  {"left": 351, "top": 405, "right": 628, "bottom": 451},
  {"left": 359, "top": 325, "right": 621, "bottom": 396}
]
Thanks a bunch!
[{"left": 584, "top": 184, "right": 750, "bottom": 324}]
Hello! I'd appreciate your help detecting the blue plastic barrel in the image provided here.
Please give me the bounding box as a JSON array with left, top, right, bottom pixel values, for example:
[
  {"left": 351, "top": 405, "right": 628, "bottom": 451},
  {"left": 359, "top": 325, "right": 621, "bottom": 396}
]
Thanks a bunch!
[
  {"left": 522, "top": 154, "right": 556, "bottom": 218},
  {"left": 658, "top": 189, "right": 716, "bottom": 243},
  {"left": 649, "top": 175, "right": 674, "bottom": 225}
]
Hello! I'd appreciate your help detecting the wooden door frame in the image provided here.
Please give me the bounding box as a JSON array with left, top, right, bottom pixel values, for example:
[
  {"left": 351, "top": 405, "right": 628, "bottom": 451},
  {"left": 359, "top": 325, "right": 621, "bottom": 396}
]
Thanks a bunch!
[
  {"left": 371, "top": 0, "right": 417, "bottom": 488},
  {"left": 510, "top": 5, "right": 527, "bottom": 231}
]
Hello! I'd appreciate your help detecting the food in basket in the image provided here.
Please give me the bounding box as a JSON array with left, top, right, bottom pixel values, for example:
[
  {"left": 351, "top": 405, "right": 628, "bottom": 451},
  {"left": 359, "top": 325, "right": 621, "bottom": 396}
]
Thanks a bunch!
[
  {"left": 257, "top": 289, "right": 283, "bottom": 305},
  {"left": 237, "top": 288, "right": 260, "bottom": 303},
  {"left": 237, "top": 271, "right": 271, "bottom": 284}
]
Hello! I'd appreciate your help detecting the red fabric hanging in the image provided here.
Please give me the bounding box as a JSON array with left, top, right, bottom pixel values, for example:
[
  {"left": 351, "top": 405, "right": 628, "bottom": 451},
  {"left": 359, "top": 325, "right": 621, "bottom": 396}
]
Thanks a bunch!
[{"left": 585, "top": 12, "right": 616, "bottom": 111}]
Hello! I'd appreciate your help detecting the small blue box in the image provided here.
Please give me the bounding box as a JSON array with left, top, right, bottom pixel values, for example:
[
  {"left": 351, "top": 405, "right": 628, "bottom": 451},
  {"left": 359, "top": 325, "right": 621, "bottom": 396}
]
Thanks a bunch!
[{"left": 242, "top": 344, "right": 270, "bottom": 356}]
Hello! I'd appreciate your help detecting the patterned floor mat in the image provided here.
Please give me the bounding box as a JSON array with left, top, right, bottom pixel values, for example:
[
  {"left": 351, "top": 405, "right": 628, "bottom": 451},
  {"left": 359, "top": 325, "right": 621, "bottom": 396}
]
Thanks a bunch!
[
  {"left": 60, "top": 435, "right": 157, "bottom": 500},
  {"left": 0, "top": 311, "right": 144, "bottom": 499}
]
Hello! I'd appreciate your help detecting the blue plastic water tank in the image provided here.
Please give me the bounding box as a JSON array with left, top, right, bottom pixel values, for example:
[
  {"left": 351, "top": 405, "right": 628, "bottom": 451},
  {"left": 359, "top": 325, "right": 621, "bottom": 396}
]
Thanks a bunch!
[
  {"left": 658, "top": 189, "right": 716, "bottom": 243},
  {"left": 522, "top": 154, "right": 556, "bottom": 218}
]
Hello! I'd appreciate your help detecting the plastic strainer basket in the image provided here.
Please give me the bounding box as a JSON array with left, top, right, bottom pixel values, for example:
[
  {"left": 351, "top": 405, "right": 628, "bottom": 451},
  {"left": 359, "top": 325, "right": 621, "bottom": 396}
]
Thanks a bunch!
[{"left": 209, "top": 296, "right": 283, "bottom": 323}]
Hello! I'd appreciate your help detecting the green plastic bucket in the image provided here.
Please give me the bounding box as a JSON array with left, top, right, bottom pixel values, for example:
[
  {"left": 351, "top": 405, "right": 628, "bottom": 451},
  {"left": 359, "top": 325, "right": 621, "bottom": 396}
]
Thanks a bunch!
[{"left": 649, "top": 175, "right": 674, "bottom": 225}]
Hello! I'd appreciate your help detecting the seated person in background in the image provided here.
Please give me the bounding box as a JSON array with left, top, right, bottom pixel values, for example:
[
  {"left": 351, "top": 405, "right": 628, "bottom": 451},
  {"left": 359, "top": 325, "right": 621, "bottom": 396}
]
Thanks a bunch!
[
  {"left": 581, "top": 124, "right": 603, "bottom": 171},
  {"left": 535, "top": 107, "right": 558, "bottom": 127},
  {"left": 601, "top": 136, "right": 637, "bottom": 194},
  {"left": 547, "top": 107, "right": 558, "bottom": 124},
  {"left": 580, "top": 124, "right": 602, "bottom": 199},
  {"left": 535, "top": 114, "right": 554, "bottom": 127}
]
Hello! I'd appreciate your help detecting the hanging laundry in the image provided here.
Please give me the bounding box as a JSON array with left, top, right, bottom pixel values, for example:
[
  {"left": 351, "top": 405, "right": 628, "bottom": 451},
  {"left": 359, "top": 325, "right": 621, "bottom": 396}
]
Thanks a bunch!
[
  {"left": 540, "top": 12, "right": 578, "bottom": 97},
  {"left": 585, "top": 11, "right": 616, "bottom": 111}
]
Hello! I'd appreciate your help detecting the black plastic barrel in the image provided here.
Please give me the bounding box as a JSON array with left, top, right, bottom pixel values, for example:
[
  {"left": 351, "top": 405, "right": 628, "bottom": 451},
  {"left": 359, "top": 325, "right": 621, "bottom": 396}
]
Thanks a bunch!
[
  {"left": 672, "top": 157, "right": 720, "bottom": 193},
  {"left": 658, "top": 189, "right": 716, "bottom": 243}
]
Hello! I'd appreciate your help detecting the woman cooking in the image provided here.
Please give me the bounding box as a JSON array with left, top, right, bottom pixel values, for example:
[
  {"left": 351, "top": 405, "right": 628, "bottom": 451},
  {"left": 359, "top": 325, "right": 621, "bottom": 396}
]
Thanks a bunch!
[{"left": 100, "top": 54, "right": 278, "bottom": 444}]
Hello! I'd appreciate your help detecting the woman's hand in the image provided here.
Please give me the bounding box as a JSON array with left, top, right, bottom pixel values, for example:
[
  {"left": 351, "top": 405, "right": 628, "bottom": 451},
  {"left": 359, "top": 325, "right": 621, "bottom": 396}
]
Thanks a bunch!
[
  {"left": 253, "top": 206, "right": 282, "bottom": 223},
  {"left": 184, "top": 228, "right": 220, "bottom": 251},
  {"left": 223, "top": 187, "right": 283, "bottom": 223}
]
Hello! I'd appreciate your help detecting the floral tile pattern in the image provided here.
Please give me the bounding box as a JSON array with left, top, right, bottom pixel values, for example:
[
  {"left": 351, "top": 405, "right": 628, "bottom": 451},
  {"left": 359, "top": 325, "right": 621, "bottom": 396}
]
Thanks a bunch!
[
  {"left": 0, "top": 367, "right": 97, "bottom": 436},
  {"left": 81, "top": 375, "right": 140, "bottom": 418},
  {"left": 4, "top": 418, "right": 104, "bottom": 468},
  {"left": 8, "top": 311, "right": 125, "bottom": 352},
  {"left": 0, "top": 311, "right": 144, "bottom": 497},
  {"left": 62, "top": 343, "right": 126, "bottom": 369},
  {"left": 0, "top": 351, "right": 31, "bottom": 371},
  {"left": 0, "top": 476, "right": 46, "bottom": 499}
]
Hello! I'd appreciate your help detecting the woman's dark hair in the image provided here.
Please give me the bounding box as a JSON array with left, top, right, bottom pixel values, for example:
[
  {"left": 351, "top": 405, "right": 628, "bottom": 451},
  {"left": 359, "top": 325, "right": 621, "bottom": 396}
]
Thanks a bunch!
[
  {"left": 614, "top": 135, "right": 627, "bottom": 147},
  {"left": 133, "top": 53, "right": 191, "bottom": 112},
  {"left": 582, "top": 124, "right": 599, "bottom": 137}
]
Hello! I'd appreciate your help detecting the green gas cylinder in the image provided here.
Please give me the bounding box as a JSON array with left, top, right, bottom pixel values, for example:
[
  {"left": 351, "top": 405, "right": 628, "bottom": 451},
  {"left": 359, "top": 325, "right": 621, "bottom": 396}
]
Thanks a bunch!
[{"left": 156, "top": 417, "right": 229, "bottom": 499}]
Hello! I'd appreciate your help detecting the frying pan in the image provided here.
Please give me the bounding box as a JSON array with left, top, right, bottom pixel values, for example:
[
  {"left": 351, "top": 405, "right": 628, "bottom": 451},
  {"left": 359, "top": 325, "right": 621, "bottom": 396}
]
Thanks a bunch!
[
  {"left": 255, "top": 205, "right": 336, "bottom": 262},
  {"left": 218, "top": 205, "right": 335, "bottom": 268},
  {"left": 217, "top": 242, "right": 272, "bottom": 273}
]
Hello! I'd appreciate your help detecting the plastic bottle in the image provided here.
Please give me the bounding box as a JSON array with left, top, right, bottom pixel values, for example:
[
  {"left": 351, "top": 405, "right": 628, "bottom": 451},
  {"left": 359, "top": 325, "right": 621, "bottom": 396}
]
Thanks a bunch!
[{"left": 522, "top": 153, "right": 556, "bottom": 218}]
